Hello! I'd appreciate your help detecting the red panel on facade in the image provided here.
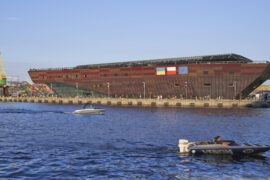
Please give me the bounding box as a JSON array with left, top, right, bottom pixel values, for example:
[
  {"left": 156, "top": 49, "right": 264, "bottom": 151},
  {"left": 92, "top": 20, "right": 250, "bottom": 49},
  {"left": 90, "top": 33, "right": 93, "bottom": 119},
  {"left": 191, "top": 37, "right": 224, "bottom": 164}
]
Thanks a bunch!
[{"left": 167, "top": 71, "right": 176, "bottom": 75}]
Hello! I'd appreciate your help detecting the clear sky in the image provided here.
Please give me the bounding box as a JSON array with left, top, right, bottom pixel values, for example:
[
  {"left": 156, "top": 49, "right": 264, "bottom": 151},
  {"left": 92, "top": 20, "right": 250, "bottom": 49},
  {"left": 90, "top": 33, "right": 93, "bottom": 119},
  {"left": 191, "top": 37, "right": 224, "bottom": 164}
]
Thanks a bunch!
[{"left": 0, "top": 0, "right": 270, "bottom": 82}]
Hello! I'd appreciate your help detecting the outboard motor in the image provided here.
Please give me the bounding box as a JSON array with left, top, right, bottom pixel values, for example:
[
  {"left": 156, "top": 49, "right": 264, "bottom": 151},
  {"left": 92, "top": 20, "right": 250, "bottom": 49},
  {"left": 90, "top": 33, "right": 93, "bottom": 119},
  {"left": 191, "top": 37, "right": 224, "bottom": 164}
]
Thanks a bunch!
[{"left": 178, "top": 139, "right": 190, "bottom": 153}]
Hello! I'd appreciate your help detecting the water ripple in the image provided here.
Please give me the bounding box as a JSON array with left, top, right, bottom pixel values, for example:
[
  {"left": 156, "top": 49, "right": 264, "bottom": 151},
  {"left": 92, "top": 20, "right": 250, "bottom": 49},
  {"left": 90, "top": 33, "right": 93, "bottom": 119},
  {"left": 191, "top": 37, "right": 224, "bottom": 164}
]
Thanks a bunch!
[{"left": 0, "top": 103, "right": 269, "bottom": 179}]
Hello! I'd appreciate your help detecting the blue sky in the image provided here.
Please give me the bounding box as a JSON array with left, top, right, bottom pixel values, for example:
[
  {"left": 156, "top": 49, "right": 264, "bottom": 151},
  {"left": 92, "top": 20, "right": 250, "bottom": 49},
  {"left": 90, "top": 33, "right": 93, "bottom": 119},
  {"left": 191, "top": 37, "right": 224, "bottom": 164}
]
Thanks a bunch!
[{"left": 0, "top": 0, "right": 270, "bottom": 82}]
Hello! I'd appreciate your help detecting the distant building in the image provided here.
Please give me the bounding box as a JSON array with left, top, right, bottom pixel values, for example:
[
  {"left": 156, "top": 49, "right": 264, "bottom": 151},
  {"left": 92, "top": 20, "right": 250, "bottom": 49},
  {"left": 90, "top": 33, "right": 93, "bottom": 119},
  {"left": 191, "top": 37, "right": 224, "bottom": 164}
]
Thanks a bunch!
[
  {"left": 28, "top": 54, "right": 270, "bottom": 99},
  {"left": 251, "top": 85, "right": 270, "bottom": 100}
]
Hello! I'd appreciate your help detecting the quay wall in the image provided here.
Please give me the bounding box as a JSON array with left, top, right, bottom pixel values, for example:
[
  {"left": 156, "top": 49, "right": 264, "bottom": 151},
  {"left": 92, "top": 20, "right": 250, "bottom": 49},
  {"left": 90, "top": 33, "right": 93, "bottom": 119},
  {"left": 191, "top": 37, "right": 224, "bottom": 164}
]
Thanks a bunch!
[{"left": 0, "top": 97, "right": 270, "bottom": 108}]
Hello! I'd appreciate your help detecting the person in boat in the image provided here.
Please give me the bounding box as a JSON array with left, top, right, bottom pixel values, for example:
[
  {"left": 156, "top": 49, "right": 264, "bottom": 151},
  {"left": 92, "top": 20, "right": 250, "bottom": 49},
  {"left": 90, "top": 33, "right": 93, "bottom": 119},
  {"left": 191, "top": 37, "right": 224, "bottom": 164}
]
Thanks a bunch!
[
  {"left": 82, "top": 103, "right": 92, "bottom": 109},
  {"left": 213, "top": 136, "right": 231, "bottom": 146},
  {"left": 214, "top": 136, "right": 222, "bottom": 143}
]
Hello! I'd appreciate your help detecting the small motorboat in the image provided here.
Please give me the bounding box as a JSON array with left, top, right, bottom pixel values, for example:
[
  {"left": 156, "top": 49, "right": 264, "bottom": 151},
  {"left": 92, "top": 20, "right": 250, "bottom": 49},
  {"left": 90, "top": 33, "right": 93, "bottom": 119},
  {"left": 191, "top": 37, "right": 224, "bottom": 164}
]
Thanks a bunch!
[
  {"left": 178, "top": 139, "right": 270, "bottom": 156},
  {"left": 73, "top": 105, "right": 104, "bottom": 114}
]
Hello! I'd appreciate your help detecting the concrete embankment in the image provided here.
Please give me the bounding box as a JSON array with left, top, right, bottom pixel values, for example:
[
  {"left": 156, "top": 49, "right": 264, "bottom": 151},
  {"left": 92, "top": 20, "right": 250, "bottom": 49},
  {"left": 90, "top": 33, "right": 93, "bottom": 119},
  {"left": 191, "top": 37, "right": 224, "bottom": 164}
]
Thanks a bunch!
[{"left": 1, "top": 96, "right": 270, "bottom": 108}]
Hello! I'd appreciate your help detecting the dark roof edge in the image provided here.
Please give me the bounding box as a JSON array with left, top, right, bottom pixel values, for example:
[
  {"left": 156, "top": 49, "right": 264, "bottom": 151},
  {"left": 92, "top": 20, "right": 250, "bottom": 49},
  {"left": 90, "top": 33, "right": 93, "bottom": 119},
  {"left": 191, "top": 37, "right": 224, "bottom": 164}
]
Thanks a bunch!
[
  {"left": 74, "top": 53, "right": 252, "bottom": 69},
  {"left": 28, "top": 53, "right": 254, "bottom": 71}
]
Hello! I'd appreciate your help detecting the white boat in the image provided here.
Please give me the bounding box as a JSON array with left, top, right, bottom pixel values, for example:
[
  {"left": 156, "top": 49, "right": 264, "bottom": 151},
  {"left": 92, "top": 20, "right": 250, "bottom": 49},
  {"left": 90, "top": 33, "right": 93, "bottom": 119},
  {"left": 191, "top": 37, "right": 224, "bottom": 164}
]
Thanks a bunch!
[{"left": 73, "top": 107, "right": 105, "bottom": 114}]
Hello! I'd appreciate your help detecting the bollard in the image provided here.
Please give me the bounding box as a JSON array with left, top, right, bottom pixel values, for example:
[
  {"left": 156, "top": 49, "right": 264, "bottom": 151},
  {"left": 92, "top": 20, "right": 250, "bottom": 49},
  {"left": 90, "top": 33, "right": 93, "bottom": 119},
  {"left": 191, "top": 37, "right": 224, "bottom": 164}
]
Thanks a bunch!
[
  {"left": 217, "top": 103, "right": 223, "bottom": 108},
  {"left": 204, "top": 103, "right": 209, "bottom": 107},
  {"left": 87, "top": 101, "right": 92, "bottom": 104},
  {"left": 117, "top": 101, "right": 122, "bottom": 106},
  {"left": 190, "top": 103, "right": 195, "bottom": 107}
]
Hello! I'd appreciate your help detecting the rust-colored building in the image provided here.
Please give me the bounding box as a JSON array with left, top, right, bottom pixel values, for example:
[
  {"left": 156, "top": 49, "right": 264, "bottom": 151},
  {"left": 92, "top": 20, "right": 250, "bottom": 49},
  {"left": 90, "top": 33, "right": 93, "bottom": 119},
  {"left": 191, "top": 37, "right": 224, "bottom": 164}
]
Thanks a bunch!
[{"left": 28, "top": 54, "right": 270, "bottom": 99}]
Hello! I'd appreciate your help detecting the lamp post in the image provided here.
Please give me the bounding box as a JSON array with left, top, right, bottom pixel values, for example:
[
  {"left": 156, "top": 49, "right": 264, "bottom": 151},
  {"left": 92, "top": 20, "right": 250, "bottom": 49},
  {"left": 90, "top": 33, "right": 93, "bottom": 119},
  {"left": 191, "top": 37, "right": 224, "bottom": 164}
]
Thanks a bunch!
[
  {"left": 142, "top": 82, "right": 145, "bottom": 99},
  {"left": 210, "top": 85, "right": 212, "bottom": 99},
  {"left": 76, "top": 82, "right": 78, "bottom": 97},
  {"left": 184, "top": 81, "right": 188, "bottom": 99},
  {"left": 107, "top": 82, "right": 110, "bottom": 97},
  {"left": 234, "top": 81, "right": 237, "bottom": 99}
]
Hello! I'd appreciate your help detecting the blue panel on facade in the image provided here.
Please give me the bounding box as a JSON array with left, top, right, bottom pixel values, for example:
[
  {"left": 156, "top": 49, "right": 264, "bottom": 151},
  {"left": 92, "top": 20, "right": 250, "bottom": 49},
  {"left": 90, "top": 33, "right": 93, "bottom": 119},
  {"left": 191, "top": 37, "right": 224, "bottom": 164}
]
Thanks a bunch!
[
  {"left": 156, "top": 67, "right": 165, "bottom": 72},
  {"left": 178, "top": 66, "right": 188, "bottom": 74}
]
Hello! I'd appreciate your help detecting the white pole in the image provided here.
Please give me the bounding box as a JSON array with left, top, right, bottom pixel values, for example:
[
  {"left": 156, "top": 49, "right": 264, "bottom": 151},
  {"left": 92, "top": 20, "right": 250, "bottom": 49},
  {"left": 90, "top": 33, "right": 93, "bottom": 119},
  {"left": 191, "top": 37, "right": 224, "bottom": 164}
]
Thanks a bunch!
[
  {"left": 76, "top": 82, "right": 78, "bottom": 97},
  {"left": 107, "top": 82, "right": 110, "bottom": 97},
  {"left": 234, "top": 81, "right": 236, "bottom": 99},
  {"left": 185, "top": 81, "right": 187, "bottom": 99},
  {"left": 142, "top": 82, "right": 145, "bottom": 99},
  {"left": 210, "top": 85, "right": 211, "bottom": 99}
]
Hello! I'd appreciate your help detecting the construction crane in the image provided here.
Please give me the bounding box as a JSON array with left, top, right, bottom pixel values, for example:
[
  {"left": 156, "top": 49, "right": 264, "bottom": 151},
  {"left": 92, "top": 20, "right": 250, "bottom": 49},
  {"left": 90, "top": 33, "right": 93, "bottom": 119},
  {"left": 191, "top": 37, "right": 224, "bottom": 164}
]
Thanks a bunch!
[
  {"left": 0, "top": 52, "right": 8, "bottom": 96},
  {"left": 0, "top": 52, "right": 7, "bottom": 86}
]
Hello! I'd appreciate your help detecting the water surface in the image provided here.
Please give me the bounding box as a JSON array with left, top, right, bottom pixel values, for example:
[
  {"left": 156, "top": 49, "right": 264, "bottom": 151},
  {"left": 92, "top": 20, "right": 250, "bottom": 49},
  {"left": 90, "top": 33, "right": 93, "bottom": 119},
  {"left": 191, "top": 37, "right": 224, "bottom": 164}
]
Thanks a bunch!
[{"left": 0, "top": 102, "right": 269, "bottom": 179}]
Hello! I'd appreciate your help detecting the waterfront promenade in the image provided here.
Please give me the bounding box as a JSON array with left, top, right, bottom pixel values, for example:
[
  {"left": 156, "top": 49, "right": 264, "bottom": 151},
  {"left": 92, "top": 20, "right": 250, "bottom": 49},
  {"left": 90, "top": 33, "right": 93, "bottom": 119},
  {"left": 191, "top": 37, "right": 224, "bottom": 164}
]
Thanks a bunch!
[{"left": 1, "top": 96, "right": 269, "bottom": 108}]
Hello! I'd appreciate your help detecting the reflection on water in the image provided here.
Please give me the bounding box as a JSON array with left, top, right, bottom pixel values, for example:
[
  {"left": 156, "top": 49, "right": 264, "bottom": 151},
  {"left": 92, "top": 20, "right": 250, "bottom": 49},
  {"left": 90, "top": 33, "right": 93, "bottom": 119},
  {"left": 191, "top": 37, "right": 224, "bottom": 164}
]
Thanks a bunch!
[{"left": 0, "top": 102, "right": 269, "bottom": 179}]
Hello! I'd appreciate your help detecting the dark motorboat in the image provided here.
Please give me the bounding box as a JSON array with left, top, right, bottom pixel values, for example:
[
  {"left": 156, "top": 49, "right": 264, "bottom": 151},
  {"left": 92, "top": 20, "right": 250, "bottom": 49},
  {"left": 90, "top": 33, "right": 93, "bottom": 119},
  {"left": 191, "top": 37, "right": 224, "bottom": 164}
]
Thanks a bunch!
[{"left": 178, "top": 139, "right": 270, "bottom": 156}]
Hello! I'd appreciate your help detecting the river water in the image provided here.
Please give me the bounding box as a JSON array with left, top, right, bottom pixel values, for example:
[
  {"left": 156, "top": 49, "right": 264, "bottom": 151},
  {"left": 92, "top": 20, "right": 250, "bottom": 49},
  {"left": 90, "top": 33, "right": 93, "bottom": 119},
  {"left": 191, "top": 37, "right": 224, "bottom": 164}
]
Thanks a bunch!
[{"left": 0, "top": 102, "right": 269, "bottom": 179}]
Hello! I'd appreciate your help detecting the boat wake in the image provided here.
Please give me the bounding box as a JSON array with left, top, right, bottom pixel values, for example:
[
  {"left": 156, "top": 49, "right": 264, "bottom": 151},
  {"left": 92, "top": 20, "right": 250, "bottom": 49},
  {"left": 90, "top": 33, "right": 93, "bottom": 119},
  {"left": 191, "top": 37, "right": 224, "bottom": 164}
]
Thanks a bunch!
[{"left": 0, "top": 108, "right": 66, "bottom": 114}]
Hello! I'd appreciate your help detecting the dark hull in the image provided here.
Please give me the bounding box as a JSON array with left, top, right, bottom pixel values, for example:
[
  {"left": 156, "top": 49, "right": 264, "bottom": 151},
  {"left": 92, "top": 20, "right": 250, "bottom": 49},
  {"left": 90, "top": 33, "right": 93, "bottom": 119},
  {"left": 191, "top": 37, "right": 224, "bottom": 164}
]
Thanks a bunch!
[{"left": 190, "top": 146, "right": 270, "bottom": 156}]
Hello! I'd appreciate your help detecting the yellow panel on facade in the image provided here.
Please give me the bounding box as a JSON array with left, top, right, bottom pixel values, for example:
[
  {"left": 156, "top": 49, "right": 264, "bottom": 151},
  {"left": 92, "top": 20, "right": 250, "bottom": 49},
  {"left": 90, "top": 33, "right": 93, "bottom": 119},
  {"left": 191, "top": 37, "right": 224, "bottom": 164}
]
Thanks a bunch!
[{"left": 156, "top": 71, "right": 165, "bottom": 75}]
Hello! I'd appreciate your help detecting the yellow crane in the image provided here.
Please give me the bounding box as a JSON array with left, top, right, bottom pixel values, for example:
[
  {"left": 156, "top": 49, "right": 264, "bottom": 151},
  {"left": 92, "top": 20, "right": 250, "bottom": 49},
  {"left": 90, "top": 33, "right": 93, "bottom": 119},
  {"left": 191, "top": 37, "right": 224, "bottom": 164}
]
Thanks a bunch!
[{"left": 0, "top": 51, "right": 7, "bottom": 86}]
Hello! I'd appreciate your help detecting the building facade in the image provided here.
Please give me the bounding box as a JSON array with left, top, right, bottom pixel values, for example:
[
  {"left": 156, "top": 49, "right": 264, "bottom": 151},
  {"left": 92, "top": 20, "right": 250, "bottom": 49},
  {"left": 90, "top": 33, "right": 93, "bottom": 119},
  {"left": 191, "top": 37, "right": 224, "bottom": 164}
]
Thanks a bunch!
[{"left": 28, "top": 54, "right": 270, "bottom": 99}]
